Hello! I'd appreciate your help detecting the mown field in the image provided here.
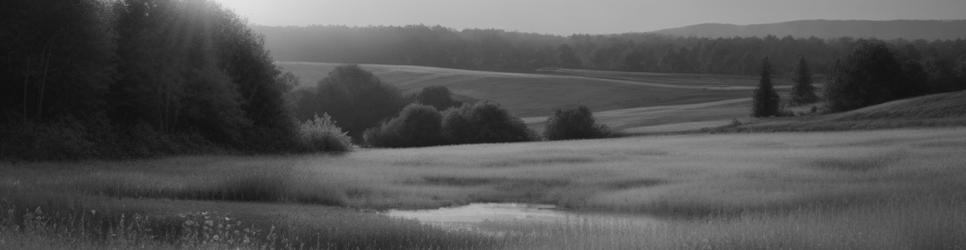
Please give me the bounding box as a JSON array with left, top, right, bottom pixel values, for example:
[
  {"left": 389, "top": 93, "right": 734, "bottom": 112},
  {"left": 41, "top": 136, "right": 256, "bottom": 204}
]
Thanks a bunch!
[
  {"left": 278, "top": 62, "right": 754, "bottom": 118},
  {"left": 4, "top": 127, "right": 966, "bottom": 249},
  {"left": 542, "top": 68, "right": 796, "bottom": 89}
]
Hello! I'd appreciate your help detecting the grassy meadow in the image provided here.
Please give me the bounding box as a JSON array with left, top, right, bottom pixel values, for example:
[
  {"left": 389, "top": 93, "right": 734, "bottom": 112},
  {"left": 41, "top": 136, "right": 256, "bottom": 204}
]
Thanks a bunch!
[{"left": 4, "top": 127, "right": 966, "bottom": 249}]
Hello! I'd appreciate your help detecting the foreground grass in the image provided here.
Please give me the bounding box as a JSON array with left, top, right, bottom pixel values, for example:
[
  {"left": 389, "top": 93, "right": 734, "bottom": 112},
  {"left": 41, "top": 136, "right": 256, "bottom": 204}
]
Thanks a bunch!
[{"left": 3, "top": 127, "right": 966, "bottom": 249}]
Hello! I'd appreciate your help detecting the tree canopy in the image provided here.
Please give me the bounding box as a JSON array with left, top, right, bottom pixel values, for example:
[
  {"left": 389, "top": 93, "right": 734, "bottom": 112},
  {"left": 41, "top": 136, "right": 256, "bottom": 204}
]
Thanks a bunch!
[
  {"left": 415, "top": 86, "right": 461, "bottom": 110},
  {"left": 544, "top": 106, "right": 610, "bottom": 140},
  {"left": 295, "top": 65, "right": 407, "bottom": 140},
  {"left": 826, "top": 41, "right": 918, "bottom": 112},
  {"left": 1, "top": 0, "right": 306, "bottom": 159}
]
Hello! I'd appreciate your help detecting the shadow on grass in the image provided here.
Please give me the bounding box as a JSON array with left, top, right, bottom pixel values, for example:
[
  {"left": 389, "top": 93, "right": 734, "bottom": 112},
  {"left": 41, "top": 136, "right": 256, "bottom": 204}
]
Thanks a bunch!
[{"left": 77, "top": 174, "right": 346, "bottom": 207}]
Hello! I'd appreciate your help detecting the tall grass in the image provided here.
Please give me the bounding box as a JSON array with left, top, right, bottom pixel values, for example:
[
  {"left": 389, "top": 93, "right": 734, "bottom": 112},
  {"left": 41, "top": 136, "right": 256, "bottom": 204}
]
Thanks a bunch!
[
  {"left": 0, "top": 190, "right": 501, "bottom": 249},
  {"left": 2, "top": 127, "right": 966, "bottom": 249},
  {"left": 0, "top": 195, "right": 274, "bottom": 249}
]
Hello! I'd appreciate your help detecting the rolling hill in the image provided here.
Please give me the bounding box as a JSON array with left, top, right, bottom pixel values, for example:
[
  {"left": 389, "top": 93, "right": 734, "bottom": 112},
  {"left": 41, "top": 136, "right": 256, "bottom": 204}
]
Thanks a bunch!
[
  {"left": 277, "top": 62, "right": 757, "bottom": 119},
  {"left": 729, "top": 90, "right": 966, "bottom": 132},
  {"left": 652, "top": 20, "right": 966, "bottom": 40}
]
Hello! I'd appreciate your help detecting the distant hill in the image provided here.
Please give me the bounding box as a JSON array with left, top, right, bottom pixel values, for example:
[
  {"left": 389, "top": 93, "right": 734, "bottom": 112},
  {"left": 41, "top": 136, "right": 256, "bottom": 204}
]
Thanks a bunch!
[{"left": 652, "top": 20, "right": 966, "bottom": 40}]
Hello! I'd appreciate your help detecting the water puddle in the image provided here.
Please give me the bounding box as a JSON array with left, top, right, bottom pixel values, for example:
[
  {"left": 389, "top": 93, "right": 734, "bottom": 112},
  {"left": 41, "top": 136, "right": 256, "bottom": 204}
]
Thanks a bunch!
[{"left": 384, "top": 203, "right": 663, "bottom": 236}]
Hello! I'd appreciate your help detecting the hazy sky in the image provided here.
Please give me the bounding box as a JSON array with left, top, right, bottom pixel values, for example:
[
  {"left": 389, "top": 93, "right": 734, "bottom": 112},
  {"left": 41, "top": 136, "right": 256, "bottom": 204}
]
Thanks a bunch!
[{"left": 213, "top": 0, "right": 966, "bottom": 35}]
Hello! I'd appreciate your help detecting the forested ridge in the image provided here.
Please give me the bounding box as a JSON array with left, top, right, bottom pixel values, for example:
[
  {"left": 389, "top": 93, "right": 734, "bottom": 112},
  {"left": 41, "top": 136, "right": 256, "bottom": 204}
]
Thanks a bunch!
[
  {"left": 256, "top": 25, "right": 966, "bottom": 76},
  {"left": 1, "top": 0, "right": 302, "bottom": 159},
  {"left": 652, "top": 20, "right": 966, "bottom": 41}
]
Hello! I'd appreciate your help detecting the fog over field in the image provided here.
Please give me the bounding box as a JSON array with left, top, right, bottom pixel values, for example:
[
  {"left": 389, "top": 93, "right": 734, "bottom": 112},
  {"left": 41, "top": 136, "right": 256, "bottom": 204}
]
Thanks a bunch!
[{"left": 3, "top": 0, "right": 966, "bottom": 249}]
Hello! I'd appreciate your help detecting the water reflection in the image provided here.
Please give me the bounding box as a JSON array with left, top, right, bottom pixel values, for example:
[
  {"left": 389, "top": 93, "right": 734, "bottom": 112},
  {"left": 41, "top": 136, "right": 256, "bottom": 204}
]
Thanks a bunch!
[{"left": 385, "top": 203, "right": 662, "bottom": 236}]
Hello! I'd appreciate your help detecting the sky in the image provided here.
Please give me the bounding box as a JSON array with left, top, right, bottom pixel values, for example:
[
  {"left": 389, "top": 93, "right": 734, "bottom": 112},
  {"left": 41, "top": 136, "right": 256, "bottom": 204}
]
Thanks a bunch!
[{"left": 213, "top": 0, "right": 966, "bottom": 35}]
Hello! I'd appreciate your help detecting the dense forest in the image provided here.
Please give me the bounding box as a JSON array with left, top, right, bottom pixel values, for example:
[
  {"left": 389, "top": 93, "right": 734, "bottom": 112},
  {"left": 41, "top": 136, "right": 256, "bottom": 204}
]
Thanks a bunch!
[
  {"left": 652, "top": 20, "right": 966, "bottom": 41},
  {"left": 1, "top": 0, "right": 303, "bottom": 159},
  {"left": 256, "top": 25, "right": 966, "bottom": 77}
]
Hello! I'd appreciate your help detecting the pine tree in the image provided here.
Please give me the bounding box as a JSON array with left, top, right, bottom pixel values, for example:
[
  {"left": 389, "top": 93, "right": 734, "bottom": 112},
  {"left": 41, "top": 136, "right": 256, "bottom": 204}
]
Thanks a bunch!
[
  {"left": 753, "top": 58, "right": 781, "bottom": 117},
  {"left": 792, "top": 57, "right": 819, "bottom": 104}
]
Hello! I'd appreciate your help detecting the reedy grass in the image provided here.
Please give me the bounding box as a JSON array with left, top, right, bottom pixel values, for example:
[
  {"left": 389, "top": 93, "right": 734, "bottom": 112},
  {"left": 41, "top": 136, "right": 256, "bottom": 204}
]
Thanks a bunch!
[{"left": 2, "top": 127, "right": 966, "bottom": 249}]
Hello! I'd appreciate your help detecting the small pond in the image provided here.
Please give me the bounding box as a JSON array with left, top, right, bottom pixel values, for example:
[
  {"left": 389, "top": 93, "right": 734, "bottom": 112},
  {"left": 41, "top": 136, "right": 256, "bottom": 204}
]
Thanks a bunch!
[{"left": 384, "top": 203, "right": 663, "bottom": 236}]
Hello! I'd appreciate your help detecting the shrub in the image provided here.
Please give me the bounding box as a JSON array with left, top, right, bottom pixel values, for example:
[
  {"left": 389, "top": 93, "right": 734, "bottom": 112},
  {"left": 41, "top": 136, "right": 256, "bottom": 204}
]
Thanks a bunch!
[
  {"left": 299, "top": 113, "right": 353, "bottom": 153},
  {"left": 441, "top": 102, "right": 535, "bottom": 144},
  {"left": 201, "top": 173, "right": 345, "bottom": 206},
  {"left": 543, "top": 106, "right": 610, "bottom": 140},
  {"left": 364, "top": 104, "right": 443, "bottom": 148},
  {"left": 416, "top": 86, "right": 460, "bottom": 110},
  {"left": 0, "top": 119, "right": 96, "bottom": 160}
]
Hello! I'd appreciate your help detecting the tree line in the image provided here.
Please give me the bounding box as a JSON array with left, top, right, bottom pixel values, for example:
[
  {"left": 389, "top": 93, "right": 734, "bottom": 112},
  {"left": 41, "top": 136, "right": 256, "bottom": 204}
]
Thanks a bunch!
[
  {"left": 256, "top": 25, "right": 966, "bottom": 76},
  {"left": 1, "top": 0, "right": 305, "bottom": 159},
  {"left": 753, "top": 40, "right": 966, "bottom": 118}
]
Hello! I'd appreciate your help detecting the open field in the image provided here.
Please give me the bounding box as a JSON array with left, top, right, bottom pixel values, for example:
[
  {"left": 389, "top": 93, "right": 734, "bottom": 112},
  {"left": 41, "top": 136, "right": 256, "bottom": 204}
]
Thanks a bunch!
[
  {"left": 524, "top": 98, "right": 751, "bottom": 134},
  {"left": 278, "top": 62, "right": 752, "bottom": 117},
  {"left": 4, "top": 127, "right": 966, "bottom": 249},
  {"left": 542, "top": 68, "right": 796, "bottom": 89}
]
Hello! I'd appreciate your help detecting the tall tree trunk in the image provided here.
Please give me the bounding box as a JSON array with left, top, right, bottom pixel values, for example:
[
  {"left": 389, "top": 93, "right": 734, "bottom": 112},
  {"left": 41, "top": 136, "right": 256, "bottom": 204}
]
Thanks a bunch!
[
  {"left": 157, "top": 83, "right": 166, "bottom": 132},
  {"left": 22, "top": 57, "right": 32, "bottom": 123},
  {"left": 37, "top": 47, "right": 52, "bottom": 121}
]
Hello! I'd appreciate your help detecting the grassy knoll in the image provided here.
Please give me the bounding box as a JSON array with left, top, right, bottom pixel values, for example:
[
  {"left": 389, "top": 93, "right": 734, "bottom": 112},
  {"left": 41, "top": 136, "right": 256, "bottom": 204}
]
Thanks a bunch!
[
  {"left": 278, "top": 62, "right": 750, "bottom": 117},
  {"left": 726, "top": 90, "right": 966, "bottom": 132},
  {"left": 3, "top": 127, "right": 966, "bottom": 249}
]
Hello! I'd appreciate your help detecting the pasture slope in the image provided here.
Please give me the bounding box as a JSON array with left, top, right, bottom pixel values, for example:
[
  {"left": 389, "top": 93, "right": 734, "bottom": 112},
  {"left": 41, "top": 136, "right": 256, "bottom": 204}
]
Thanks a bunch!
[
  {"left": 277, "top": 62, "right": 757, "bottom": 121},
  {"left": 4, "top": 127, "right": 966, "bottom": 249},
  {"left": 541, "top": 68, "right": 794, "bottom": 90},
  {"left": 729, "top": 90, "right": 966, "bottom": 132}
]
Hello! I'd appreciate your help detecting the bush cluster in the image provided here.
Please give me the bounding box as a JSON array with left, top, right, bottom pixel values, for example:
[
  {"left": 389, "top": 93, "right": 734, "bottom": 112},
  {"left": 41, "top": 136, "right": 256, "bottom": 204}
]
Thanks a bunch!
[
  {"left": 298, "top": 114, "right": 353, "bottom": 153},
  {"left": 416, "top": 86, "right": 461, "bottom": 110},
  {"left": 442, "top": 102, "right": 535, "bottom": 144},
  {"left": 292, "top": 65, "right": 407, "bottom": 140},
  {"left": 364, "top": 105, "right": 444, "bottom": 148},
  {"left": 543, "top": 106, "right": 611, "bottom": 140},
  {"left": 365, "top": 102, "right": 535, "bottom": 148}
]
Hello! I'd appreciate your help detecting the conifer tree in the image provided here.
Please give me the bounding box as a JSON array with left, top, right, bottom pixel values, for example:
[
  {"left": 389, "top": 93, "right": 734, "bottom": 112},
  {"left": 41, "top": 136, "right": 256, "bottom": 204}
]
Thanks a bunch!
[
  {"left": 792, "top": 57, "right": 819, "bottom": 104},
  {"left": 753, "top": 58, "right": 781, "bottom": 117}
]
